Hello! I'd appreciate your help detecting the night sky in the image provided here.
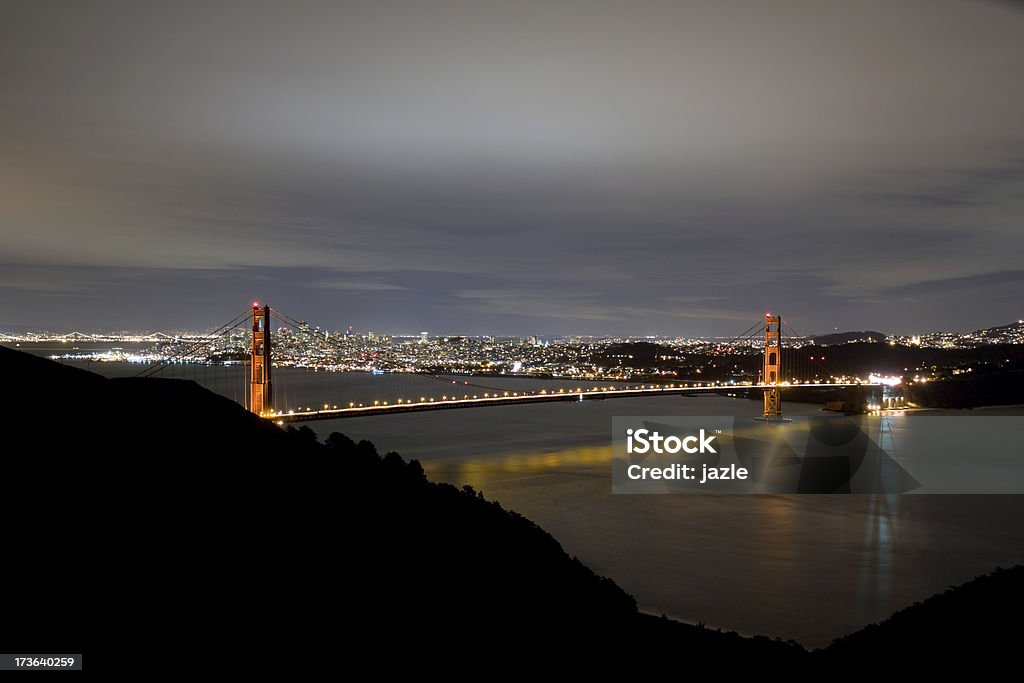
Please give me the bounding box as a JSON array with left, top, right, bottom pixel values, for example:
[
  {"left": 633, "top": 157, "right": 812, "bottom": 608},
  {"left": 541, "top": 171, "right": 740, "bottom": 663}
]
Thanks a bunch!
[{"left": 2, "top": 1, "right": 1023, "bottom": 335}]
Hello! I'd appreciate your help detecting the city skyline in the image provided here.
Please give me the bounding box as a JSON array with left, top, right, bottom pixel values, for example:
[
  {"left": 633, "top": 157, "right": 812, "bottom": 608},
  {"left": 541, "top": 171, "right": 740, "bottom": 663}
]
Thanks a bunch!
[
  {"left": 3, "top": 311, "right": 1024, "bottom": 342},
  {"left": 3, "top": 1, "right": 1024, "bottom": 335}
]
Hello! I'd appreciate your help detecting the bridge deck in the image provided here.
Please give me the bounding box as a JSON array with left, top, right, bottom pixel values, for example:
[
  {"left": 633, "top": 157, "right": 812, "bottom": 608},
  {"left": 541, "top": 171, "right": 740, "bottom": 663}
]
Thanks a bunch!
[{"left": 267, "top": 383, "right": 873, "bottom": 423}]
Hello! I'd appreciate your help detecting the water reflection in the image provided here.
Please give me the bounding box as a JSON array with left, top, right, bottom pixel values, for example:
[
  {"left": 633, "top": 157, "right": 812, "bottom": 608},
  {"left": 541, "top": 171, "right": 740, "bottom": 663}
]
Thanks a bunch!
[
  {"left": 430, "top": 444, "right": 612, "bottom": 482},
  {"left": 858, "top": 494, "right": 899, "bottom": 627}
]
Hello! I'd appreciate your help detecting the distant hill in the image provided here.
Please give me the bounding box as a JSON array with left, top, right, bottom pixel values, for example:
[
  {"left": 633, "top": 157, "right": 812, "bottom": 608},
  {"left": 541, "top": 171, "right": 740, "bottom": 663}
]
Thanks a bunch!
[
  {"left": 967, "top": 319, "right": 1024, "bottom": 344},
  {"left": 594, "top": 341, "right": 666, "bottom": 367},
  {"left": 2, "top": 344, "right": 1021, "bottom": 671},
  {"left": 807, "top": 330, "right": 887, "bottom": 345}
]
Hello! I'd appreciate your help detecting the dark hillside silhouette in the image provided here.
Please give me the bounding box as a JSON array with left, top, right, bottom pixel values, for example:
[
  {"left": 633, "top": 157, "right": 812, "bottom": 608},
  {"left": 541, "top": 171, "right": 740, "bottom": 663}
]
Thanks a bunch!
[
  {"left": 1, "top": 344, "right": 1021, "bottom": 671},
  {"left": 820, "top": 566, "right": 1024, "bottom": 669}
]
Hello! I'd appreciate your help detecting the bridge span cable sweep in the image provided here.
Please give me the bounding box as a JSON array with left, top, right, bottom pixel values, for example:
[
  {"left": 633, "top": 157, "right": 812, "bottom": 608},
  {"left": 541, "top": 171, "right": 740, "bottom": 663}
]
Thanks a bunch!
[
  {"left": 134, "top": 309, "right": 252, "bottom": 379},
  {"left": 131, "top": 304, "right": 879, "bottom": 422}
]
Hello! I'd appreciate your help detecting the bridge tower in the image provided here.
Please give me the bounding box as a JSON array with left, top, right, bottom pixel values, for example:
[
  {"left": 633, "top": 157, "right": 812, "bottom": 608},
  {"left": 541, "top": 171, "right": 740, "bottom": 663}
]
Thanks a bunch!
[
  {"left": 763, "top": 313, "right": 782, "bottom": 418},
  {"left": 250, "top": 303, "right": 273, "bottom": 415}
]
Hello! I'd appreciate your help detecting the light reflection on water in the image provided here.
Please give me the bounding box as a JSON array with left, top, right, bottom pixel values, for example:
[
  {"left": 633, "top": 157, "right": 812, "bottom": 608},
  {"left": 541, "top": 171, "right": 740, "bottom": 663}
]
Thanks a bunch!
[{"left": 858, "top": 494, "right": 898, "bottom": 627}]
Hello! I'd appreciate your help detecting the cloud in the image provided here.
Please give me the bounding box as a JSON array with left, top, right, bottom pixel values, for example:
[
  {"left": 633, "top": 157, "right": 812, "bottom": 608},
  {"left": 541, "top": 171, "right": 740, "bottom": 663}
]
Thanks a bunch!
[
  {"left": 308, "top": 279, "right": 409, "bottom": 291},
  {"left": 453, "top": 289, "right": 627, "bottom": 321},
  {"left": 2, "top": 1, "right": 1024, "bottom": 334},
  {"left": 856, "top": 156, "right": 1024, "bottom": 209}
]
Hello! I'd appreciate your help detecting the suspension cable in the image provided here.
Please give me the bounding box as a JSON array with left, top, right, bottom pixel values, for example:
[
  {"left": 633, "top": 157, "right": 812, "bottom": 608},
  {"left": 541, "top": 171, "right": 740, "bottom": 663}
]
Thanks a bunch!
[{"left": 135, "top": 309, "right": 251, "bottom": 377}]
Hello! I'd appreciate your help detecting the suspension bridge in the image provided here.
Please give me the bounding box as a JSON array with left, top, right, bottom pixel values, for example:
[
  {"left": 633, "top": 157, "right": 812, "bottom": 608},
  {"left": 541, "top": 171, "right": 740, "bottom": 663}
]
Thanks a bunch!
[{"left": 134, "top": 304, "right": 879, "bottom": 423}]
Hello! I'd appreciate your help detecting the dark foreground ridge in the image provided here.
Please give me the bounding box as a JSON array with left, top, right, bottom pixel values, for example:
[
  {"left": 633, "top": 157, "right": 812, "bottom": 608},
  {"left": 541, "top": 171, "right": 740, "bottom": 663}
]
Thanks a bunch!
[{"left": 1, "top": 345, "right": 1021, "bottom": 671}]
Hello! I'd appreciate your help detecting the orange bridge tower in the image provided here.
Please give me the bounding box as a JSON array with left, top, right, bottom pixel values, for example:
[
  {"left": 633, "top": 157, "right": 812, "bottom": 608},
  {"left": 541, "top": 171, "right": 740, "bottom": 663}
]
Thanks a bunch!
[
  {"left": 250, "top": 303, "right": 272, "bottom": 415},
  {"left": 763, "top": 313, "right": 782, "bottom": 418}
]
